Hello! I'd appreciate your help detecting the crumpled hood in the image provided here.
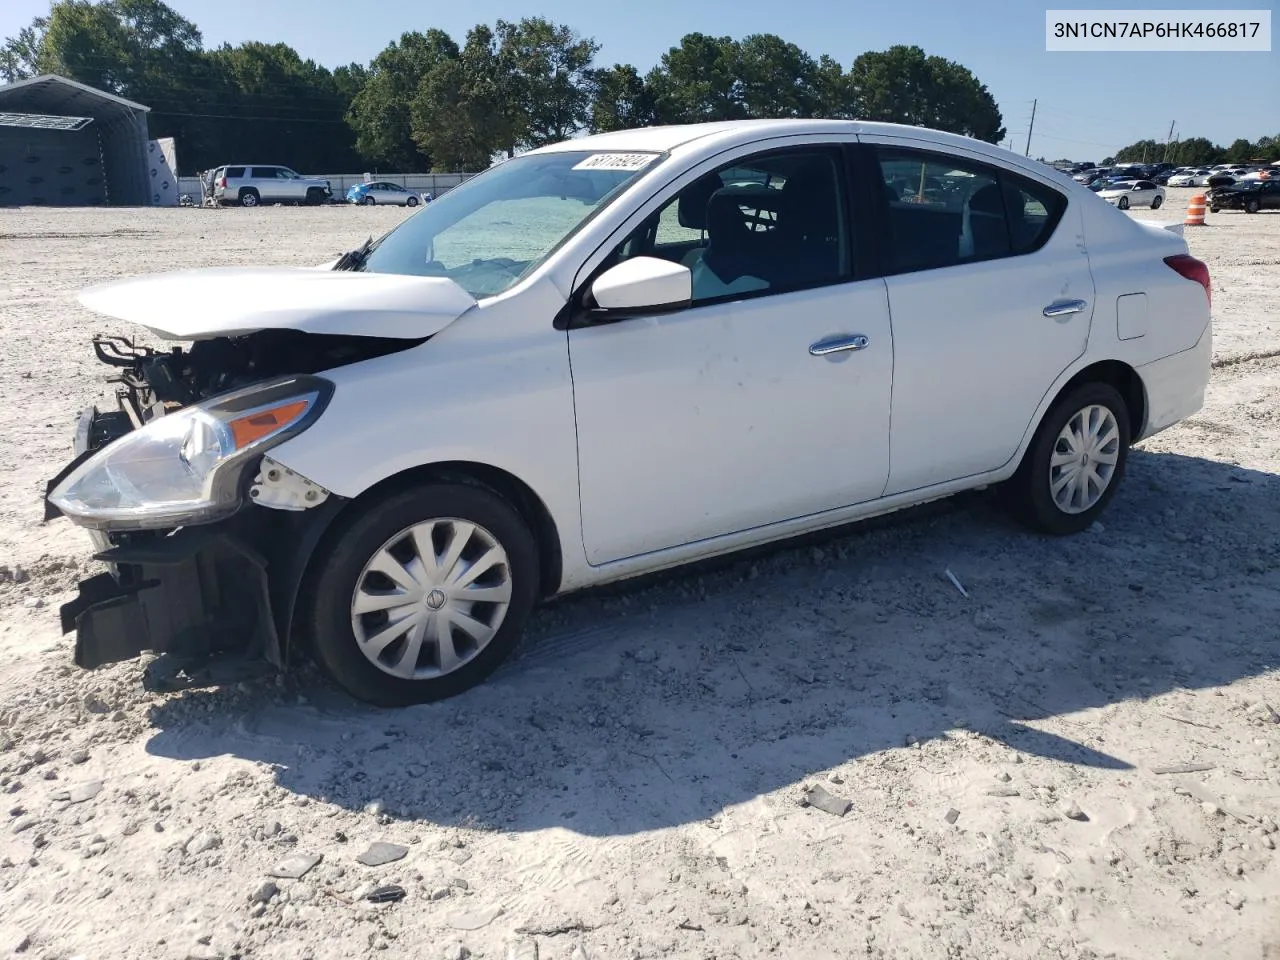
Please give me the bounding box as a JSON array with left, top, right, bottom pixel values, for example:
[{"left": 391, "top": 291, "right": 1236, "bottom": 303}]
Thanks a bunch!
[{"left": 77, "top": 266, "right": 478, "bottom": 341}]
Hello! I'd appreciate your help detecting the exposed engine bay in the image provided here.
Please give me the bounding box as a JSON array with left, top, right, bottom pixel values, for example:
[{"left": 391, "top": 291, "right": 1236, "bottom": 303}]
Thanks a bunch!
[{"left": 86, "top": 328, "right": 424, "bottom": 450}]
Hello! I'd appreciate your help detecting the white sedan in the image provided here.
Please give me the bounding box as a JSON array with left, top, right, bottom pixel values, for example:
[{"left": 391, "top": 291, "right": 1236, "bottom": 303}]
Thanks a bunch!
[
  {"left": 1167, "top": 170, "right": 1205, "bottom": 187},
  {"left": 47, "top": 119, "right": 1213, "bottom": 706},
  {"left": 1097, "top": 179, "right": 1166, "bottom": 210}
]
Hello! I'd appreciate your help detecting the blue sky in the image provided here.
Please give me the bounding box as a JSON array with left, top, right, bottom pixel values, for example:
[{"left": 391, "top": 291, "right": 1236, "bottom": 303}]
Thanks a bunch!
[{"left": 4, "top": 0, "right": 1276, "bottom": 158}]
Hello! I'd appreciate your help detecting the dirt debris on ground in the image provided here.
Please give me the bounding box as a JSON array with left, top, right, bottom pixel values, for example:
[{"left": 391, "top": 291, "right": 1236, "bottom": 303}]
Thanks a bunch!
[{"left": 1, "top": 196, "right": 1279, "bottom": 959}]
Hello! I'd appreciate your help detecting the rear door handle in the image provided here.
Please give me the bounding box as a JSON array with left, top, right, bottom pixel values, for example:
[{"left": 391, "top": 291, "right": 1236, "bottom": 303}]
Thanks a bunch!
[
  {"left": 1042, "top": 299, "right": 1088, "bottom": 318},
  {"left": 809, "top": 334, "right": 870, "bottom": 357}
]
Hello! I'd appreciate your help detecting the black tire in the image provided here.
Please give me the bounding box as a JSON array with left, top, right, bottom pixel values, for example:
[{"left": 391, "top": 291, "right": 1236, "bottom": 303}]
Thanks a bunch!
[
  {"left": 406, "top": 195, "right": 419, "bottom": 207},
  {"left": 305, "top": 188, "right": 325, "bottom": 205},
  {"left": 1245, "top": 198, "right": 1261, "bottom": 214},
  {"left": 1008, "top": 382, "right": 1131, "bottom": 536},
  {"left": 239, "top": 188, "right": 260, "bottom": 208},
  {"left": 1210, "top": 206, "right": 1220, "bottom": 214},
  {"left": 360, "top": 195, "right": 375, "bottom": 206},
  {"left": 1117, "top": 196, "right": 1129, "bottom": 210},
  {"left": 1150, "top": 195, "right": 1162, "bottom": 209},
  {"left": 305, "top": 482, "right": 540, "bottom": 707}
]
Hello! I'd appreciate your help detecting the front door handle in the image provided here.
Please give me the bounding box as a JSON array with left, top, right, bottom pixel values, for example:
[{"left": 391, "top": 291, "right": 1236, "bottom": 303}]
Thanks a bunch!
[
  {"left": 809, "top": 334, "right": 870, "bottom": 357},
  {"left": 1042, "top": 299, "right": 1088, "bottom": 318}
]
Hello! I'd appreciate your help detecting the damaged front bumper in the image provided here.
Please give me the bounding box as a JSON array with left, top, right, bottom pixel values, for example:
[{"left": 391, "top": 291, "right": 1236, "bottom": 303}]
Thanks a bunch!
[{"left": 46, "top": 405, "right": 342, "bottom": 683}]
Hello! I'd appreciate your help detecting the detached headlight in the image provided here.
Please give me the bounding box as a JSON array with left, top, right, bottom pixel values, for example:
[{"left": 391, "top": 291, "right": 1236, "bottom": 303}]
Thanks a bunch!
[{"left": 50, "top": 376, "right": 333, "bottom": 531}]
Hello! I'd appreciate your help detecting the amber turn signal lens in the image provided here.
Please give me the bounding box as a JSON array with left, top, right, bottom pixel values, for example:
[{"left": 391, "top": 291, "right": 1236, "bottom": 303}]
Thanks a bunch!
[{"left": 229, "top": 400, "right": 310, "bottom": 449}]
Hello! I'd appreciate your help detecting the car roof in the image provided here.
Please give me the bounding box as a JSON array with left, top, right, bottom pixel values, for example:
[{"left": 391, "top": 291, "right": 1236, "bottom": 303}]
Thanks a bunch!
[{"left": 527, "top": 119, "right": 1043, "bottom": 171}]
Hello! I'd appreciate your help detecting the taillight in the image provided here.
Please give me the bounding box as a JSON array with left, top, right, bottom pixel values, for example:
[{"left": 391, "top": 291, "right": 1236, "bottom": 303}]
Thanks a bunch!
[
  {"left": 217, "top": 177, "right": 226, "bottom": 188},
  {"left": 1164, "top": 254, "right": 1211, "bottom": 308}
]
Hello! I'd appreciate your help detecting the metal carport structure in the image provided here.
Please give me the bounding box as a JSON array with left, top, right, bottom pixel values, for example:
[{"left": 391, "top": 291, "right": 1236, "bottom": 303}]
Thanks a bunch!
[{"left": 0, "top": 74, "right": 150, "bottom": 206}]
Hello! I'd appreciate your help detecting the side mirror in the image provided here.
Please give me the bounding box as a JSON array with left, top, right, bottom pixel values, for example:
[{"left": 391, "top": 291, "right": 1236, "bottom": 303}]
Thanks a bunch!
[{"left": 589, "top": 257, "right": 692, "bottom": 316}]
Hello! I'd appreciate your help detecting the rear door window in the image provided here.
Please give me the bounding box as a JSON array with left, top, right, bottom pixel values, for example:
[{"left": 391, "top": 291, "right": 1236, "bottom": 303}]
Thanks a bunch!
[
  {"left": 250, "top": 167, "right": 278, "bottom": 178},
  {"left": 869, "top": 146, "right": 1067, "bottom": 273},
  {"left": 225, "top": 167, "right": 245, "bottom": 178}
]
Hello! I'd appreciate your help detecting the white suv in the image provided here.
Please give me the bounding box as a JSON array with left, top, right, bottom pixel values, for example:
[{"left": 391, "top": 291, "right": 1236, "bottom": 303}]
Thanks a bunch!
[
  {"left": 49, "top": 119, "right": 1212, "bottom": 707},
  {"left": 212, "top": 164, "right": 333, "bottom": 206}
]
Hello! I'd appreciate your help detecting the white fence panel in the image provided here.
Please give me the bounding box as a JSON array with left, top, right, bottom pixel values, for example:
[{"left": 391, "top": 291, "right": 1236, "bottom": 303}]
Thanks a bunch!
[{"left": 177, "top": 171, "right": 477, "bottom": 203}]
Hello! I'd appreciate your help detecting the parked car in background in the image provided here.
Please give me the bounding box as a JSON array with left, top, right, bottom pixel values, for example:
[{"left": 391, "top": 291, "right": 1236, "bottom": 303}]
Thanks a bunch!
[
  {"left": 1075, "top": 169, "right": 1108, "bottom": 183},
  {"left": 1208, "top": 179, "right": 1280, "bottom": 213},
  {"left": 1167, "top": 170, "right": 1206, "bottom": 187},
  {"left": 1097, "top": 180, "right": 1166, "bottom": 209},
  {"left": 346, "top": 181, "right": 425, "bottom": 207},
  {"left": 47, "top": 118, "right": 1213, "bottom": 707},
  {"left": 211, "top": 165, "right": 333, "bottom": 207}
]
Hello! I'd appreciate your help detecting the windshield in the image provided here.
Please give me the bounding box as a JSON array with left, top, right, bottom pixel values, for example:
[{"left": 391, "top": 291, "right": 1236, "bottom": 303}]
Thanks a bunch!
[{"left": 353, "top": 150, "right": 663, "bottom": 298}]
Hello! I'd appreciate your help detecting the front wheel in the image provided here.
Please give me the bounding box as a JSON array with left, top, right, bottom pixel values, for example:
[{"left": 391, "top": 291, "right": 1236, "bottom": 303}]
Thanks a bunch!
[
  {"left": 1150, "top": 195, "right": 1162, "bottom": 209},
  {"left": 1245, "top": 198, "right": 1261, "bottom": 214},
  {"left": 406, "top": 195, "right": 419, "bottom": 207},
  {"left": 1117, "top": 196, "right": 1130, "bottom": 210},
  {"left": 1210, "top": 206, "right": 1221, "bottom": 213},
  {"left": 305, "top": 482, "right": 540, "bottom": 707},
  {"left": 1007, "top": 382, "right": 1131, "bottom": 536}
]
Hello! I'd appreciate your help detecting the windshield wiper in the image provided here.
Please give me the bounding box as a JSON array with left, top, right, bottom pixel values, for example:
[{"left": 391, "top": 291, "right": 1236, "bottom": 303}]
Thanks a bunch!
[{"left": 333, "top": 235, "right": 374, "bottom": 272}]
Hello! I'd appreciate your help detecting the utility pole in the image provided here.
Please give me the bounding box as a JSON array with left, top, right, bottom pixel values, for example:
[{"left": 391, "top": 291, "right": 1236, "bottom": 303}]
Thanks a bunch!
[
  {"left": 1162, "top": 121, "right": 1175, "bottom": 161},
  {"left": 1025, "top": 99, "right": 1037, "bottom": 157}
]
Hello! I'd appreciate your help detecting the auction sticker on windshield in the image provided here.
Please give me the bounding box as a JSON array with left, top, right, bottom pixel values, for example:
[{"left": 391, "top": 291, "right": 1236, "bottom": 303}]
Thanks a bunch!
[{"left": 572, "top": 153, "right": 659, "bottom": 171}]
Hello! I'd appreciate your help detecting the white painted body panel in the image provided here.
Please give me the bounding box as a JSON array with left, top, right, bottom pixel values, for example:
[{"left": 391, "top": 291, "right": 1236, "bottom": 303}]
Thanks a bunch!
[
  {"left": 857, "top": 133, "right": 1097, "bottom": 494},
  {"left": 160, "top": 119, "right": 1207, "bottom": 598},
  {"left": 77, "top": 267, "right": 478, "bottom": 341},
  {"left": 569, "top": 279, "right": 893, "bottom": 564}
]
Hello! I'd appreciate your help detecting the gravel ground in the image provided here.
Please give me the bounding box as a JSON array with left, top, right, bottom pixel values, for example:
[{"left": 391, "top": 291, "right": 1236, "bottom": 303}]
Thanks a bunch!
[{"left": 1, "top": 194, "right": 1279, "bottom": 960}]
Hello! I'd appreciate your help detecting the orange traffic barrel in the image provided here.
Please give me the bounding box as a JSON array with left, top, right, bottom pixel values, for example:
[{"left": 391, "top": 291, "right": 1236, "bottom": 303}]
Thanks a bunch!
[{"left": 1185, "top": 193, "right": 1207, "bottom": 226}]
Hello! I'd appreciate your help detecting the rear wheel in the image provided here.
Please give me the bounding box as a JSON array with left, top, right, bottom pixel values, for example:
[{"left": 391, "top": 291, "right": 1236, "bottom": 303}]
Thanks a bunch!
[
  {"left": 1245, "top": 198, "right": 1261, "bottom": 214},
  {"left": 360, "top": 195, "right": 375, "bottom": 206},
  {"left": 239, "top": 188, "right": 259, "bottom": 208},
  {"left": 305, "top": 482, "right": 539, "bottom": 707},
  {"left": 1008, "top": 382, "right": 1131, "bottom": 536}
]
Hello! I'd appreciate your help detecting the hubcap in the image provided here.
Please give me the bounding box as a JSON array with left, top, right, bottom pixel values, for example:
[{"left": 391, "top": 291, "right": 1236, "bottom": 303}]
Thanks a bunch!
[
  {"left": 350, "top": 519, "right": 512, "bottom": 680},
  {"left": 1049, "top": 404, "right": 1121, "bottom": 514}
]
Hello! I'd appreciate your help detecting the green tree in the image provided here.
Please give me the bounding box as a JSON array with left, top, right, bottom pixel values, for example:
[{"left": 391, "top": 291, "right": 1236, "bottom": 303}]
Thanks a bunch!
[
  {"left": 495, "top": 17, "right": 599, "bottom": 147},
  {"left": 848, "top": 45, "right": 1005, "bottom": 142},
  {"left": 813, "top": 54, "right": 855, "bottom": 118},
  {"left": 1169, "top": 137, "right": 1221, "bottom": 166},
  {"left": 332, "top": 62, "right": 368, "bottom": 104},
  {"left": 36, "top": 0, "right": 133, "bottom": 92},
  {"left": 647, "top": 33, "right": 743, "bottom": 123},
  {"left": 411, "top": 25, "right": 514, "bottom": 170},
  {"left": 1, "top": 19, "right": 47, "bottom": 81},
  {"left": 1222, "top": 137, "right": 1257, "bottom": 163},
  {"left": 736, "top": 34, "right": 818, "bottom": 118},
  {"left": 588, "top": 63, "right": 656, "bottom": 133},
  {"left": 204, "top": 41, "right": 359, "bottom": 171},
  {"left": 348, "top": 30, "right": 458, "bottom": 170},
  {"left": 1114, "top": 139, "right": 1162, "bottom": 162}
]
